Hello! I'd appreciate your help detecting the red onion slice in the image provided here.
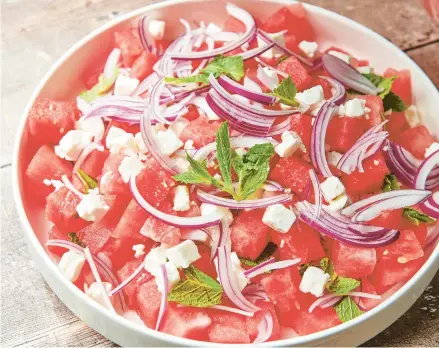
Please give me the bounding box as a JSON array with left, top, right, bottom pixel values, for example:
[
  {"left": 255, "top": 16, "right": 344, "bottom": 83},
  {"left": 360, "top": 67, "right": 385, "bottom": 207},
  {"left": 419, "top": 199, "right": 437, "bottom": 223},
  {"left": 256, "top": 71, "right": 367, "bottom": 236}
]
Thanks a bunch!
[
  {"left": 414, "top": 149, "right": 439, "bottom": 189},
  {"left": 103, "top": 48, "right": 121, "bottom": 79},
  {"left": 61, "top": 175, "right": 84, "bottom": 197},
  {"left": 309, "top": 169, "right": 322, "bottom": 218},
  {"left": 419, "top": 192, "right": 439, "bottom": 218},
  {"left": 321, "top": 53, "right": 380, "bottom": 95},
  {"left": 130, "top": 174, "right": 222, "bottom": 228},
  {"left": 132, "top": 72, "right": 160, "bottom": 97},
  {"left": 217, "top": 245, "right": 260, "bottom": 312},
  {"left": 156, "top": 264, "right": 169, "bottom": 331},
  {"left": 211, "top": 305, "right": 255, "bottom": 317},
  {"left": 244, "top": 258, "right": 301, "bottom": 279},
  {"left": 319, "top": 76, "right": 346, "bottom": 105},
  {"left": 238, "top": 42, "right": 276, "bottom": 61},
  {"left": 254, "top": 312, "right": 274, "bottom": 343},
  {"left": 197, "top": 190, "right": 292, "bottom": 209},
  {"left": 218, "top": 75, "right": 277, "bottom": 105},
  {"left": 109, "top": 261, "right": 144, "bottom": 296},
  {"left": 169, "top": 4, "right": 256, "bottom": 60},
  {"left": 46, "top": 240, "right": 126, "bottom": 310},
  {"left": 138, "top": 16, "right": 155, "bottom": 53},
  {"left": 73, "top": 143, "right": 104, "bottom": 174}
]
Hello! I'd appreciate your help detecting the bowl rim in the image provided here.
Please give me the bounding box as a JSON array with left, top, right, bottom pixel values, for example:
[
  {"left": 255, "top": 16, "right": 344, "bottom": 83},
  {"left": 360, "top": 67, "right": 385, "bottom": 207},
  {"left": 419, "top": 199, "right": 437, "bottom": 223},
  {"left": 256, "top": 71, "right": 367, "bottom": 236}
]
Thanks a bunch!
[{"left": 12, "top": 0, "right": 439, "bottom": 346}]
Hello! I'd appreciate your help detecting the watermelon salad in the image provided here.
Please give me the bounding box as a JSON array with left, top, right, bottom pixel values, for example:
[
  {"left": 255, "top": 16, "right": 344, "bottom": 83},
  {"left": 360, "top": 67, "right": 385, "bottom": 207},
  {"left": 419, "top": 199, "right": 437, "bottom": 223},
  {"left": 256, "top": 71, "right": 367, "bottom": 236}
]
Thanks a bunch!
[{"left": 23, "top": 2, "right": 439, "bottom": 344}]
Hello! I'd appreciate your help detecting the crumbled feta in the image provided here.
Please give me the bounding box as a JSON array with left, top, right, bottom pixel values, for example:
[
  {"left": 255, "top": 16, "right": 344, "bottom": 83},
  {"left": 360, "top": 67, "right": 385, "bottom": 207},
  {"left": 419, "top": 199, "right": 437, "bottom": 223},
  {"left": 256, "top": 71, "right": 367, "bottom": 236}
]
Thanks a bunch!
[
  {"left": 262, "top": 67, "right": 279, "bottom": 85},
  {"left": 235, "top": 147, "right": 247, "bottom": 156},
  {"left": 327, "top": 193, "right": 348, "bottom": 211},
  {"left": 275, "top": 131, "right": 306, "bottom": 158},
  {"left": 262, "top": 204, "right": 296, "bottom": 233},
  {"left": 338, "top": 104, "right": 346, "bottom": 116},
  {"left": 184, "top": 140, "right": 194, "bottom": 150},
  {"left": 118, "top": 155, "right": 145, "bottom": 183},
  {"left": 54, "top": 130, "right": 93, "bottom": 161},
  {"left": 156, "top": 129, "right": 183, "bottom": 156},
  {"left": 134, "top": 132, "right": 148, "bottom": 153},
  {"left": 327, "top": 151, "right": 343, "bottom": 167},
  {"left": 58, "top": 250, "right": 86, "bottom": 282},
  {"left": 173, "top": 185, "right": 190, "bottom": 212},
  {"left": 114, "top": 75, "right": 140, "bottom": 96},
  {"left": 76, "top": 96, "right": 91, "bottom": 114},
  {"left": 320, "top": 176, "right": 346, "bottom": 202},
  {"left": 295, "top": 85, "right": 324, "bottom": 112},
  {"left": 298, "top": 41, "right": 318, "bottom": 58},
  {"left": 144, "top": 247, "right": 167, "bottom": 275},
  {"left": 165, "top": 240, "right": 201, "bottom": 268},
  {"left": 75, "top": 117, "right": 105, "bottom": 140},
  {"left": 257, "top": 31, "right": 286, "bottom": 59},
  {"left": 405, "top": 105, "right": 421, "bottom": 128},
  {"left": 132, "top": 244, "right": 145, "bottom": 258},
  {"left": 173, "top": 156, "right": 190, "bottom": 172},
  {"left": 122, "top": 310, "right": 145, "bottom": 326},
  {"left": 106, "top": 127, "right": 139, "bottom": 155},
  {"left": 343, "top": 98, "right": 367, "bottom": 118},
  {"left": 356, "top": 66, "right": 374, "bottom": 74},
  {"left": 230, "top": 252, "right": 248, "bottom": 291},
  {"left": 181, "top": 228, "right": 209, "bottom": 243},
  {"left": 43, "top": 179, "right": 65, "bottom": 191},
  {"left": 243, "top": 77, "right": 263, "bottom": 94},
  {"left": 155, "top": 262, "right": 180, "bottom": 293},
  {"left": 85, "top": 282, "right": 113, "bottom": 307},
  {"left": 200, "top": 203, "right": 234, "bottom": 227},
  {"left": 76, "top": 191, "right": 110, "bottom": 222},
  {"left": 328, "top": 50, "right": 351, "bottom": 64},
  {"left": 148, "top": 19, "right": 166, "bottom": 40},
  {"left": 425, "top": 142, "right": 439, "bottom": 158},
  {"left": 299, "top": 266, "right": 330, "bottom": 297}
]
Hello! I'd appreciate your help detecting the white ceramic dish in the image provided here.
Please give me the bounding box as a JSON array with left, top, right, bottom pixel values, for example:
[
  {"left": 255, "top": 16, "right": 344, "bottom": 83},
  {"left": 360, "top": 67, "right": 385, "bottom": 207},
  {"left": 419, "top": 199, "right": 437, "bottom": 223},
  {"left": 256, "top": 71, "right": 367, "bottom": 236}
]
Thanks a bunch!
[{"left": 13, "top": 0, "right": 439, "bottom": 346}]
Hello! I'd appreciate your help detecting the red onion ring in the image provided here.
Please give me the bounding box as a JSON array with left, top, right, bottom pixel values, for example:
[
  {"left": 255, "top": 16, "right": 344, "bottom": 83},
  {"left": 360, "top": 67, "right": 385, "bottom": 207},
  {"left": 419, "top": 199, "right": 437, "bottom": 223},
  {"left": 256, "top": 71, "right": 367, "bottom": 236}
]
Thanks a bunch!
[
  {"left": 419, "top": 192, "right": 439, "bottom": 218},
  {"left": 238, "top": 42, "right": 276, "bottom": 61},
  {"left": 218, "top": 75, "right": 277, "bottom": 105},
  {"left": 73, "top": 143, "right": 104, "bottom": 174},
  {"left": 156, "top": 264, "right": 168, "bottom": 331},
  {"left": 103, "top": 48, "right": 121, "bottom": 79},
  {"left": 61, "top": 175, "right": 84, "bottom": 197},
  {"left": 254, "top": 312, "right": 274, "bottom": 343},
  {"left": 211, "top": 305, "right": 255, "bottom": 317},
  {"left": 309, "top": 169, "right": 322, "bottom": 218},
  {"left": 109, "top": 261, "right": 145, "bottom": 296},
  {"left": 414, "top": 149, "right": 439, "bottom": 189},
  {"left": 243, "top": 258, "right": 301, "bottom": 279},
  {"left": 319, "top": 76, "right": 346, "bottom": 105},
  {"left": 138, "top": 16, "right": 155, "bottom": 53}
]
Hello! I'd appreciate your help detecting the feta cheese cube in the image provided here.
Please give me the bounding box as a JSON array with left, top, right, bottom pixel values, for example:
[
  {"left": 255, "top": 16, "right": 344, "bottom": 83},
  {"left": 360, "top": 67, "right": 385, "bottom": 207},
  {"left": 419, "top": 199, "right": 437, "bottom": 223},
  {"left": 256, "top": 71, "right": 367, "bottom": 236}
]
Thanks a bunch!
[
  {"left": 155, "top": 262, "right": 180, "bottom": 293},
  {"left": 106, "top": 127, "right": 139, "bottom": 155},
  {"left": 327, "top": 151, "right": 343, "bottom": 167},
  {"left": 200, "top": 203, "right": 234, "bottom": 227},
  {"left": 144, "top": 247, "right": 167, "bottom": 276},
  {"left": 244, "top": 77, "right": 263, "bottom": 94},
  {"left": 295, "top": 85, "right": 324, "bottom": 111},
  {"left": 58, "top": 250, "right": 86, "bottom": 282},
  {"left": 257, "top": 31, "right": 285, "bottom": 59},
  {"left": 327, "top": 193, "right": 348, "bottom": 211},
  {"left": 106, "top": 126, "right": 126, "bottom": 148},
  {"left": 344, "top": 98, "right": 367, "bottom": 118},
  {"left": 262, "top": 67, "right": 279, "bottom": 85},
  {"left": 43, "top": 179, "right": 65, "bottom": 191},
  {"left": 184, "top": 140, "right": 194, "bottom": 150},
  {"left": 54, "top": 130, "right": 93, "bottom": 161},
  {"left": 356, "top": 66, "right": 374, "bottom": 74},
  {"left": 328, "top": 50, "right": 351, "bottom": 64},
  {"left": 320, "top": 176, "right": 346, "bottom": 202},
  {"left": 298, "top": 41, "right": 318, "bottom": 58},
  {"left": 404, "top": 105, "right": 421, "bottom": 128},
  {"left": 230, "top": 252, "right": 248, "bottom": 291},
  {"left": 181, "top": 228, "right": 209, "bottom": 243},
  {"left": 173, "top": 185, "right": 190, "bottom": 212},
  {"left": 173, "top": 156, "right": 190, "bottom": 172},
  {"left": 338, "top": 104, "right": 346, "bottom": 117},
  {"left": 118, "top": 155, "right": 145, "bottom": 183},
  {"left": 235, "top": 147, "right": 247, "bottom": 156},
  {"left": 76, "top": 191, "right": 110, "bottom": 222},
  {"left": 262, "top": 204, "right": 296, "bottom": 233},
  {"left": 165, "top": 240, "right": 201, "bottom": 268},
  {"left": 156, "top": 129, "right": 183, "bottom": 156},
  {"left": 85, "top": 282, "right": 113, "bottom": 307},
  {"left": 134, "top": 132, "right": 148, "bottom": 153},
  {"left": 132, "top": 244, "right": 145, "bottom": 258},
  {"left": 76, "top": 96, "right": 91, "bottom": 114},
  {"left": 275, "top": 131, "right": 306, "bottom": 158},
  {"left": 114, "top": 75, "right": 140, "bottom": 96},
  {"left": 425, "top": 142, "right": 439, "bottom": 158},
  {"left": 75, "top": 117, "right": 105, "bottom": 140},
  {"left": 148, "top": 19, "right": 166, "bottom": 40},
  {"left": 299, "top": 266, "right": 330, "bottom": 297}
]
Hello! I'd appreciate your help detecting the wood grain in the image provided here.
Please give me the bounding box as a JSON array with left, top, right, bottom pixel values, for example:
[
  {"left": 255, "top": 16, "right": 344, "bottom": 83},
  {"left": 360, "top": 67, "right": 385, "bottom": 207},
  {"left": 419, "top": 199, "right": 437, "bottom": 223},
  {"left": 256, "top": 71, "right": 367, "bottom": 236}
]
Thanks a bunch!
[{"left": 1, "top": 0, "right": 438, "bottom": 347}]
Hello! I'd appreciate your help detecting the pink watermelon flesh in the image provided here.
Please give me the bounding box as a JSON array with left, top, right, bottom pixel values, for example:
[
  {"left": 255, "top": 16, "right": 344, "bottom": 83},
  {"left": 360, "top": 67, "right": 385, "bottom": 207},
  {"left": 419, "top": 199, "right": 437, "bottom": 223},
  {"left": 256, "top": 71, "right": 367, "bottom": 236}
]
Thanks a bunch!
[
  {"left": 284, "top": 307, "right": 341, "bottom": 336},
  {"left": 72, "top": 149, "right": 109, "bottom": 191},
  {"left": 136, "top": 279, "right": 162, "bottom": 329},
  {"left": 99, "top": 153, "right": 129, "bottom": 196},
  {"left": 383, "top": 230, "right": 424, "bottom": 263},
  {"left": 117, "top": 258, "right": 153, "bottom": 307},
  {"left": 26, "top": 145, "right": 73, "bottom": 197},
  {"left": 112, "top": 199, "right": 149, "bottom": 239},
  {"left": 207, "top": 309, "right": 250, "bottom": 343},
  {"left": 246, "top": 301, "right": 281, "bottom": 342},
  {"left": 360, "top": 278, "right": 403, "bottom": 311}
]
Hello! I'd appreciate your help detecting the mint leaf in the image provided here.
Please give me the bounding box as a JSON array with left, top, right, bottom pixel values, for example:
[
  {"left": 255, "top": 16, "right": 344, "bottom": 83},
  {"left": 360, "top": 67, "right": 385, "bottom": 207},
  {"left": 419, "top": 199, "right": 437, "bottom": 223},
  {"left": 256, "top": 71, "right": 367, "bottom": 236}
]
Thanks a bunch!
[
  {"left": 165, "top": 55, "right": 244, "bottom": 85},
  {"left": 382, "top": 173, "right": 400, "bottom": 192},
  {"left": 320, "top": 257, "right": 329, "bottom": 273},
  {"left": 215, "top": 122, "right": 233, "bottom": 190},
  {"left": 168, "top": 265, "right": 223, "bottom": 307},
  {"left": 362, "top": 73, "right": 396, "bottom": 99},
  {"left": 77, "top": 169, "right": 98, "bottom": 193},
  {"left": 327, "top": 277, "right": 360, "bottom": 295},
  {"left": 68, "top": 232, "right": 85, "bottom": 247},
  {"left": 270, "top": 77, "right": 299, "bottom": 106},
  {"left": 334, "top": 296, "right": 364, "bottom": 323},
  {"left": 173, "top": 155, "right": 220, "bottom": 187},
  {"left": 403, "top": 207, "right": 436, "bottom": 226},
  {"left": 239, "top": 242, "right": 278, "bottom": 267},
  {"left": 383, "top": 91, "right": 406, "bottom": 112},
  {"left": 80, "top": 68, "right": 119, "bottom": 103}
]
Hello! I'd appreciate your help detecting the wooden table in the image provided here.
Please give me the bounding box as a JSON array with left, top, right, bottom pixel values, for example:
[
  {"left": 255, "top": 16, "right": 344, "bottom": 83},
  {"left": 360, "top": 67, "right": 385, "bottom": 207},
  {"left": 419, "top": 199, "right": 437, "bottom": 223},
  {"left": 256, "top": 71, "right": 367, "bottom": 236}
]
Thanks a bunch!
[{"left": 1, "top": 0, "right": 438, "bottom": 346}]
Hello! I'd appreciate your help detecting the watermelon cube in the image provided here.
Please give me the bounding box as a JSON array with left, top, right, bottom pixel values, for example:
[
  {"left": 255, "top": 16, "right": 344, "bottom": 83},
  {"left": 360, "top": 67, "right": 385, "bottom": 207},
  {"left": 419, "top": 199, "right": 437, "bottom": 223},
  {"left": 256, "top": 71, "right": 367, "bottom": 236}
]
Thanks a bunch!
[
  {"left": 161, "top": 304, "right": 211, "bottom": 340},
  {"left": 246, "top": 301, "right": 281, "bottom": 342},
  {"left": 278, "top": 56, "right": 312, "bottom": 91},
  {"left": 99, "top": 153, "right": 129, "bottom": 196},
  {"left": 45, "top": 186, "right": 88, "bottom": 231},
  {"left": 28, "top": 98, "right": 77, "bottom": 144},
  {"left": 387, "top": 111, "right": 410, "bottom": 141},
  {"left": 330, "top": 240, "right": 377, "bottom": 279},
  {"left": 112, "top": 199, "right": 149, "bottom": 240},
  {"left": 136, "top": 279, "right": 162, "bottom": 329},
  {"left": 355, "top": 95, "right": 384, "bottom": 130},
  {"left": 72, "top": 149, "right": 109, "bottom": 188},
  {"left": 180, "top": 118, "right": 222, "bottom": 148},
  {"left": 359, "top": 277, "right": 403, "bottom": 311},
  {"left": 192, "top": 244, "right": 217, "bottom": 279},
  {"left": 341, "top": 152, "right": 390, "bottom": 197},
  {"left": 47, "top": 226, "right": 69, "bottom": 255},
  {"left": 283, "top": 307, "right": 341, "bottom": 336},
  {"left": 25, "top": 145, "right": 73, "bottom": 197},
  {"left": 381, "top": 230, "right": 424, "bottom": 263},
  {"left": 207, "top": 309, "right": 250, "bottom": 343},
  {"left": 397, "top": 125, "right": 435, "bottom": 159},
  {"left": 327, "top": 116, "right": 365, "bottom": 153},
  {"left": 230, "top": 209, "right": 271, "bottom": 260},
  {"left": 369, "top": 208, "right": 414, "bottom": 231},
  {"left": 117, "top": 258, "right": 153, "bottom": 307},
  {"left": 384, "top": 68, "right": 412, "bottom": 106},
  {"left": 272, "top": 221, "right": 325, "bottom": 264},
  {"left": 260, "top": 267, "right": 303, "bottom": 313},
  {"left": 114, "top": 29, "right": 143, "bottom": 67},
  {"left": 269, "top": 156, "right": 313, "bottom": 198},
  {"left": 130, "top": 51, "right": 158, "bottom": 81},
  {"left": 290, "top": 113, "right": 313, "bottom": 152}
]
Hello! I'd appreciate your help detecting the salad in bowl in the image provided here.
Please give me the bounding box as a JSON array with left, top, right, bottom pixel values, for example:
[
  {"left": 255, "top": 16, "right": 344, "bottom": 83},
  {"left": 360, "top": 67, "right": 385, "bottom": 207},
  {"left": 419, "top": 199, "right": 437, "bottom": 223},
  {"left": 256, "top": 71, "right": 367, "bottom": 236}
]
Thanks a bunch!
[{"left": 18, "top": 1, "right": 439, "bottom": 345}]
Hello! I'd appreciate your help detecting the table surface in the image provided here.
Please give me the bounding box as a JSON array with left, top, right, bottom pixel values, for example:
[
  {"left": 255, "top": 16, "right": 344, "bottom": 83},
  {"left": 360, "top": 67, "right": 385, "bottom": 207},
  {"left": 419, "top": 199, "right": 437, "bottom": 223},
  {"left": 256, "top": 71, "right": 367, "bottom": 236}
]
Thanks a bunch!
[{"left": 1, "top": 0, "right": 439, "bottom": 346}]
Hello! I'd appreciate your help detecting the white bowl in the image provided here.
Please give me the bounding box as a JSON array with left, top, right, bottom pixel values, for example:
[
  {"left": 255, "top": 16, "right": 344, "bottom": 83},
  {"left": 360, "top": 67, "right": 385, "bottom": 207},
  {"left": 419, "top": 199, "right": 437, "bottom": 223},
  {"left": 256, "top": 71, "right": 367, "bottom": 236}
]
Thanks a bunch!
[{"left": 13, "top": 0, "right": 439, "bottom": 346}]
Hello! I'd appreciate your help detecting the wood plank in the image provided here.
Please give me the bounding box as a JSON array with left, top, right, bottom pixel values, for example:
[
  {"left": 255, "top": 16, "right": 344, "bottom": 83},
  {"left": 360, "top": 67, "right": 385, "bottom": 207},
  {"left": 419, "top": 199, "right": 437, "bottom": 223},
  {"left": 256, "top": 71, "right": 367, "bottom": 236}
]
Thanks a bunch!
[{"left": 407, "top": 42, "right": 439, "bottom": 87}]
